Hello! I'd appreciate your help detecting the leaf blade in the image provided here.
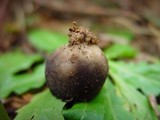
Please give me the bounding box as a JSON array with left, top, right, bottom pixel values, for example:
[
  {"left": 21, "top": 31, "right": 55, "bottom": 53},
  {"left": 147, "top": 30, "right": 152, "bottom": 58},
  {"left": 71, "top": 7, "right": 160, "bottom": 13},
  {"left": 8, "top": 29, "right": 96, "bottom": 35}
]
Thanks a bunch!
[
  {"left": 0, "top": 51, "right": 45, "bottom": 98},
  {"left": 28, "top": 29, "right": 67, "bottom": 52},
  {"left": 109, "top": 61, "right": 158, "bottom": 120},
  {"left": 63, "top": 80, "right": 134, "bottom": 120},
  {"left": 15, "top": 89, "right": 65, "bottom": 120},
  {"left": 109, "top": 61, "right": 160, "bottom": 96}
]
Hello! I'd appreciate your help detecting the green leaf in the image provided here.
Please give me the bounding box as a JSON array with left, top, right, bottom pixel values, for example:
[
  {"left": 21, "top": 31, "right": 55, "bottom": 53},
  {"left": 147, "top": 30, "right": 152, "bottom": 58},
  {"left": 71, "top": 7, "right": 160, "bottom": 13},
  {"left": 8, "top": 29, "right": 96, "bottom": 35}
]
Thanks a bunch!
[
  {"left": 158, "top": 105, "right": 160, "bottom": 113},
  {"left": 28, "top": 29, "right": 67, "bottom": 52},
  {"left": 109, "top": 61, "right": 160, "bottom": 96},
  {"left": 109, "top": 66, "right": 158, "bottom": 120},
  {"left": 1, "top": 64, "right": 45, "bottom": 98},
  {"left": 106, "top": 28, "right": 134, "bottom": 41},
  {"left": 13, "top": 64, "right": 45, "bottom": 93},
  {"left": 92, "top": 24, "right": 134, "bottom": 41},
  {"left": 0, "top": 51, "right": 45, "bottom": 98},
  {"left": 15, "top": 89, "right": 65, "bottom": 120},
  {"left": 104, "top": 44, "right": 137, "bottom": 59},
  {"left": 0, "top": 51, "right": 42, "bottom": 75},
  {"left": 117, "top": 83, "right": 158, "bottom": 120},
  {"left": 63, "top": 80, "right": 134, "bottom": 120},
  {"left": 0, "top": 100, "right": 10, "bottom": 120}
]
